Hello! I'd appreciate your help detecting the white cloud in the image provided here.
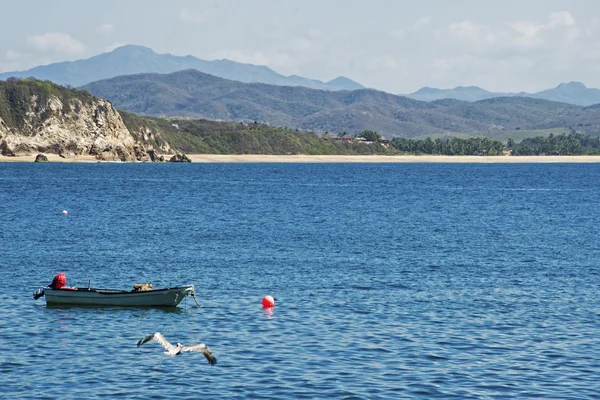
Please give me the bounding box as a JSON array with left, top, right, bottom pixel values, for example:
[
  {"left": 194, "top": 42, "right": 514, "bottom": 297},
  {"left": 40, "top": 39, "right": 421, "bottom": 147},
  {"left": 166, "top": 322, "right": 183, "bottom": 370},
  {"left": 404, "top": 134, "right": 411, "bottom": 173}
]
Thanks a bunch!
[
  {"left": 390, "top": 16, "right": 432, "bottom": 40},
  {"left": 423, "top": 9, "right": 600, "bottom": 92},
  {"left": 449, "top": 20, "right": 481, "bottom": 40},
  {"left": 5, "top": 50, "right": 21, "bottom": 61},
  {"left": 414, "top": 16, "right": 432, "bottom": 30},
  {"left": 549, "top": 11, "right": 575, "bottom": 27},
  {"left": 27, "top": 32, "right": 85, "bottom": 54},
  {"left": 178, "top": 9, "right": 205, "bottom": 24},
  {"left": 99, "top": 23, "right": 114, "bottom": 37},
  {"left": 510, "top": 11, "right": 578, "bottom": 47},
  {"left": 439, "top": 10, "right": 582, "bottom": 65},
  {"left": 449, "top": 20, "right": 495, "bottom": 43},
  {"left": 510, "top": 20, "right": 543, "bottom": 45}
]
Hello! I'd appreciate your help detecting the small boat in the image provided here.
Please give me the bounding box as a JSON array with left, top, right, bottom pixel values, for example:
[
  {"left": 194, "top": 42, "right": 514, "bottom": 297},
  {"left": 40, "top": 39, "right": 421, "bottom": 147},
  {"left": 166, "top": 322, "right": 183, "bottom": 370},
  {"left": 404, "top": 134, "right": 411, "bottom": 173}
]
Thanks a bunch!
[{"left": 34, "top": 285, "right": 197, "bottom": 307}]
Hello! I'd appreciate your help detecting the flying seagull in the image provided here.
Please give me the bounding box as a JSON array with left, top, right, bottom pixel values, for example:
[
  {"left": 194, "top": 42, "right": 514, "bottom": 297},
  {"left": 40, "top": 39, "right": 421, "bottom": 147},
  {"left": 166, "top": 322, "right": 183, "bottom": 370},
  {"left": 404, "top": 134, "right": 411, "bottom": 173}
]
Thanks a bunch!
[{"left": 137, "top": 332, "right": 217, "bottom": 366}]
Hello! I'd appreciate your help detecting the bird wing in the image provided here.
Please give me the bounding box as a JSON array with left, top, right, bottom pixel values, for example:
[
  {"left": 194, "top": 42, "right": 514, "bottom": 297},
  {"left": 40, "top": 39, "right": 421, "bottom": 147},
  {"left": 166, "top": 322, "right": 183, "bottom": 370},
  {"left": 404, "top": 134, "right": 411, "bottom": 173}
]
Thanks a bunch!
[
  {"left": 137, "top": 332, "right": 176, "bottom": 352},
  {"left": 181, "top": 343, "right": 217, "bottom": 366}
]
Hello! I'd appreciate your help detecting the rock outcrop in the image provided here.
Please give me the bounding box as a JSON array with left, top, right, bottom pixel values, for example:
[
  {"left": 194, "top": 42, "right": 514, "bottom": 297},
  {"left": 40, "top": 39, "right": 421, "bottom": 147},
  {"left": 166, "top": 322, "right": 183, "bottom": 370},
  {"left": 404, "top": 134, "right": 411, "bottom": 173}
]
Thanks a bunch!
[
  {"left": 169, "top": 153, "right": 191, "bottom": 163},
  {"left": 127, "top": 124, "right": 171, "bottom": 155},
  {"left": 34, "top": 153, "right": 49, "bottom": 162},
  {"left": 0, "top": 97, "right": 138, "bottom": 160},
  {"left": 0, "top": 80, "right": 166, "bottom": 161},
  {"left": 148, "top": 150, "right": 165, "bottom": 162}
]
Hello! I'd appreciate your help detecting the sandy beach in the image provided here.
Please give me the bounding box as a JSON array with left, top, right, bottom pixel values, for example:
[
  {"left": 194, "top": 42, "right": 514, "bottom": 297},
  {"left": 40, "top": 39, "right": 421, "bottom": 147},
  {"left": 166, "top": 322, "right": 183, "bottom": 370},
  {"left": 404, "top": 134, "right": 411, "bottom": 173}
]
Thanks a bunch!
[{"left": 2, "top": 154, "right": 600, "bottom": 163}]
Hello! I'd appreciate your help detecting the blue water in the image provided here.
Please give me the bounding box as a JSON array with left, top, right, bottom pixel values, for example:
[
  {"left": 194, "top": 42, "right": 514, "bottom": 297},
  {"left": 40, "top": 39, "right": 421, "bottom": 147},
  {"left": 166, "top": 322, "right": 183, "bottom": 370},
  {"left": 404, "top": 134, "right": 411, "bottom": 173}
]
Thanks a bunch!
[{"left": 0, "top": 163, "right": 599, "bottom": 399}]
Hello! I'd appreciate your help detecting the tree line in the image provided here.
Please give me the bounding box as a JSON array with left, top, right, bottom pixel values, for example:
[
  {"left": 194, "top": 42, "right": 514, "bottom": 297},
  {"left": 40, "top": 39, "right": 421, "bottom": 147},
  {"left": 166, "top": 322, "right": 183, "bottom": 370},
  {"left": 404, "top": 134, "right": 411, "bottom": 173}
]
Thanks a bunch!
[
  {"left": 358, "top": 130, "right": 600, "bottom": 156},
  {"left": 508, "top": 133, "right": 600, "bottom": 155},
  {"left": 390, "top": 137, "right": 505, "bottom": 155}
]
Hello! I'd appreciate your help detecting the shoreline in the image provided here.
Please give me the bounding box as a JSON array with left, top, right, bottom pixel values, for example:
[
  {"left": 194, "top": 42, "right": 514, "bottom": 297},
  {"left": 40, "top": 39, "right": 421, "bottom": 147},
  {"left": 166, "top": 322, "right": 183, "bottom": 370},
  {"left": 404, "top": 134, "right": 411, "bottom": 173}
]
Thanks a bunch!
[
  {"left": 186, "top": 154, "right": 600, "bottom": 163},
  {"left": 0, "top": 154, "right": 98, "bottom": 163},
  {"left": 2, "top": 154, "right": 600, "bottom": 163}
]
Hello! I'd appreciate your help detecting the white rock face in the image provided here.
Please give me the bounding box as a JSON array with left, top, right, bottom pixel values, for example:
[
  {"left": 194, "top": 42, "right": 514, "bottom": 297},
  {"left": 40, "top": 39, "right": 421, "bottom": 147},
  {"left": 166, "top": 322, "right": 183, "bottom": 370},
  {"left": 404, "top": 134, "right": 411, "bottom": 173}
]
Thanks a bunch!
[
  {"left": 127, "top": 125, "right": 171, "bottom": 154},
  {"left": 0, "top": 95, "right": 147, "bottom": 161}
]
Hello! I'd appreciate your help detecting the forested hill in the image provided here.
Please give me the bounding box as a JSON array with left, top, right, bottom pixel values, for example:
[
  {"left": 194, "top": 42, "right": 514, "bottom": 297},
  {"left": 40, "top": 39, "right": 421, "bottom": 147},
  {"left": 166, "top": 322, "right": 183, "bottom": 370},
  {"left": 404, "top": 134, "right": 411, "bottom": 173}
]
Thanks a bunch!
[
  {"left": 83, "top": 70, "right": 600, "bottom": 138},
  {"left": 0, "top": 78, "right": 393, "bottom": 158},
  {"left": 3, "top": 78, "right": 600, "bottom": 158},
  {"left": 119, "top": 111, "right": 393, "bottom": 155}
]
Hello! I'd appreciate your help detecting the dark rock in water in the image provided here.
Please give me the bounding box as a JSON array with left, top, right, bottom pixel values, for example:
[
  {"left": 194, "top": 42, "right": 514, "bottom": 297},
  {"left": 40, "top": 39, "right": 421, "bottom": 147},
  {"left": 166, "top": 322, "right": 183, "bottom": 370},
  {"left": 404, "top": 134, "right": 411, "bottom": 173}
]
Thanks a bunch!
[
  {"left": 148, "top": 150, "right": 165, "bottom": 162},
  {"left": 35, "top": 154, "right": 49, "bottom": 162},
  {"left": 169, "top": 153, "right": 191, "bottom": 163}
]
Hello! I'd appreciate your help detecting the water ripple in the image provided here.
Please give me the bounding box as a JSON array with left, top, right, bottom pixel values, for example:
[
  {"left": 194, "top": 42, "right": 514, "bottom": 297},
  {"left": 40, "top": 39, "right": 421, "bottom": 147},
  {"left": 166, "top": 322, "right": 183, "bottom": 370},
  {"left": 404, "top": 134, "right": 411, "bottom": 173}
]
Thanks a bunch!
[{"left": 0, "top": 163, "right": 599, "bottom": 399}]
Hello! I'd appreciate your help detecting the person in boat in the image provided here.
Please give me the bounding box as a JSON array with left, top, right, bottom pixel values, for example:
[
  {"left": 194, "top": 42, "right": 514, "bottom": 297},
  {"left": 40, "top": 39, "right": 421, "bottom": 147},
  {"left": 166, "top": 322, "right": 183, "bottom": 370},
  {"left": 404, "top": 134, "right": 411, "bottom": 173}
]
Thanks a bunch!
[
  {"left": 49, "top": 272, "right": 67, "bottom": 289},
  {"left": 34, "top": 273, "right": 68, "bottom": 299}
]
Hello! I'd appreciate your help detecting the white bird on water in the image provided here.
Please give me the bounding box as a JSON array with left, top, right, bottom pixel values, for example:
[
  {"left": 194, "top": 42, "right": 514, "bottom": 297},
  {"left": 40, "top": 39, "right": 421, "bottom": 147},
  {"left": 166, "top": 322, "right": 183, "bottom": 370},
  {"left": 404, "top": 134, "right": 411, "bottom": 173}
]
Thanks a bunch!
[{"left": 137, "top": 332, "right": 217, "bottom": 366}]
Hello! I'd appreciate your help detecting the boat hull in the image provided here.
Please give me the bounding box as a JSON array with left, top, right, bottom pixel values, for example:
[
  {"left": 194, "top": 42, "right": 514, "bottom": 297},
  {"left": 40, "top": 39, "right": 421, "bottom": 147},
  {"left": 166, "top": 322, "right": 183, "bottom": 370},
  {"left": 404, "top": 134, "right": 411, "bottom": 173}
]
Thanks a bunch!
[{"left": 43, "top": 286, "right": 194, "bottom": 307}]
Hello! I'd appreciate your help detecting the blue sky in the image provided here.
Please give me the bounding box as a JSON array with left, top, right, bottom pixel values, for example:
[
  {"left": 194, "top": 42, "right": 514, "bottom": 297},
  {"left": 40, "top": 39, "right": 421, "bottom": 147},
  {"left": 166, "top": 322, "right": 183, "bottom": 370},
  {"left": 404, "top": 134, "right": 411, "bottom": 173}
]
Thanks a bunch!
[{"left": 1, "top": 0, "right": 599, "bottom": 93}]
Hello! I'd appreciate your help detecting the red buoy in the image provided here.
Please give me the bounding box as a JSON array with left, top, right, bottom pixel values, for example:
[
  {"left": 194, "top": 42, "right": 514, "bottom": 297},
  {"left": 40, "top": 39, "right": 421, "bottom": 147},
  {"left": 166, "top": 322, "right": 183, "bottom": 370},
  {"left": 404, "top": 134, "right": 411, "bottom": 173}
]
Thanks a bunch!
[{"left": 262, "top": 295, "right": 275, "bottom": 308}]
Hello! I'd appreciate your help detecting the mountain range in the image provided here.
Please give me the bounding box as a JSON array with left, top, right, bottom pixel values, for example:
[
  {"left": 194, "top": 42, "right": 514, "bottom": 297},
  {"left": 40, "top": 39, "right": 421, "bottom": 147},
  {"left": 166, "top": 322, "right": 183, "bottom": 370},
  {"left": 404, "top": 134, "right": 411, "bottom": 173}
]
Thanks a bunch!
[
  {"left": 2, "top": 44, "right": 599, "bottom": 107},
  {"left": 83, "top": 69, "right": 600, "bottom": 138},
  {"left": 0, "top": 78, "right": 390, "bottom": 158},
  {"left": 0, "top": 45, "right": 364, "bottom": 91},
  {"left": 406, "top": 82, "right": 600, "bottom": 106}
]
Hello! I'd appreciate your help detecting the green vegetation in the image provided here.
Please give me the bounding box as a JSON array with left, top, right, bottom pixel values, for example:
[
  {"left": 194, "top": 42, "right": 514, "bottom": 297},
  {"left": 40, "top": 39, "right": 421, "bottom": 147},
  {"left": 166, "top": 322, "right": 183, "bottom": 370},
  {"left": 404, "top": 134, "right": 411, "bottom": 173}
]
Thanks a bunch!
[
  {"left": 390, "top": 137, "right": 505, "bottom": 155},
  {"left": 118, "top": 111, "right": 166, "bottom": 150},
  {"left": 0, "top": 78, "right": 94, "bottom": 130},
  {"left": 120, "top": 112, "right": 395, "bottom": 155},
  {"left": 508, "top": 132, "right": 600, "bottom": 155},
  {"left": 480, "top": 128, "right": 574, "bottom": 143},
  {"left": 83, "top": 70, "right": 600, "bottom": 138},
  {"left": 4, "top": 78, "right": 600, "bottom": 158},
  {"left": 389, "top": 132, "right": 600, "bottom": 156},
  {"left": 359, "top": 130, "right": 382, "bottom": 141},
  {"left": 400, "top": 131, "right": 600, "bottom": 156},
  {"left": 412, "top": 128, "right": 574, "bottom": 143}
]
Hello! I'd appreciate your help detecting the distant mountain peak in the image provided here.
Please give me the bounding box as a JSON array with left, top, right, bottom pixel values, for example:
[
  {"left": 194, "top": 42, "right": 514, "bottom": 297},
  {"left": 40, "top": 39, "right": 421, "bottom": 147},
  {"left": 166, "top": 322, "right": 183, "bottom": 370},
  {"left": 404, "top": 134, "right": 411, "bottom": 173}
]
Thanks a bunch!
[
  {"left": 0, "top": 44, "right": 365, "bottom": 91},
  {"left": 328, "top": 76, "right": 356, "bottom": 84},
  {"left": 324, "top": 76, "right": 364, "bottom": 90},
  {"left": 111, "top": 44, "right": 156, "bottom": 54},
  {"left": 413, "top": 86, "right": 440, "bottom": 94},
  {"left": 556, "top": 81, "right": 587, "bottom": 90},
  {"left": 454, "top": 85, "right": 487, "bottom": 92},
  {"left": 408, "top": 85, "right": 493, "bottom": 102},
  {"left": 406, "top": 81, "right": 600, "bottom": 106}
]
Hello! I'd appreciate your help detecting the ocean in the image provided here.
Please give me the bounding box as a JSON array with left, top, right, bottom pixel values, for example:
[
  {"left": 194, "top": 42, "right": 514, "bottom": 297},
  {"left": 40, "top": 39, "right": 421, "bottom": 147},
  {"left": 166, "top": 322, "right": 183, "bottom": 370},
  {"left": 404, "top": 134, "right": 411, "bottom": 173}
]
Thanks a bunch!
[{"left": 0, "top": 162, "right": 598, "bottom": 399}]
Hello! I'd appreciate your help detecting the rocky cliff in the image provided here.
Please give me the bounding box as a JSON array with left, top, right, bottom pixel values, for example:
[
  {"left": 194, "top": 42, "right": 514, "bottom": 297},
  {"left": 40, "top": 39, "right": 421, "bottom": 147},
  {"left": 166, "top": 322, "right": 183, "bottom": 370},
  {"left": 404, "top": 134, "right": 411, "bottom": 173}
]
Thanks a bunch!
[
  {"left": 0, "top": 79, "right": 166, "bottom": 161},
  {"left": 0, "top": 78, "right": 393, "bottom": 158}
]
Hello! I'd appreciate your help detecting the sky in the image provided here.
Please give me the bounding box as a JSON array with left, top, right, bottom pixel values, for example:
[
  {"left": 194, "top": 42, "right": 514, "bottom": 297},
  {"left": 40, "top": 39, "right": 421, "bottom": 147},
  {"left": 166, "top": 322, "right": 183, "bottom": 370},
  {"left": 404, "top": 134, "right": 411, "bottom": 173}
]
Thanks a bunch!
[{"left": 1, "top": 0, "right": 599, "bottom": 93}]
